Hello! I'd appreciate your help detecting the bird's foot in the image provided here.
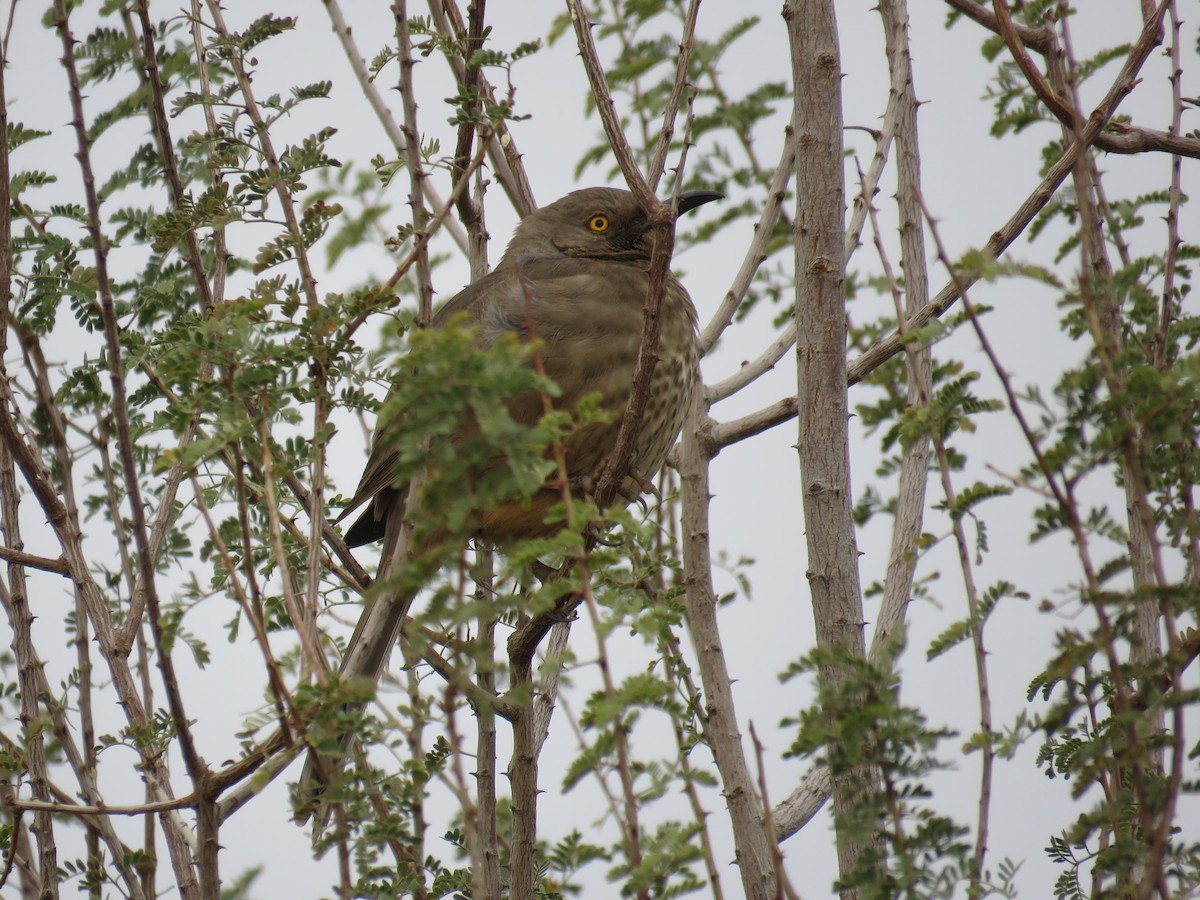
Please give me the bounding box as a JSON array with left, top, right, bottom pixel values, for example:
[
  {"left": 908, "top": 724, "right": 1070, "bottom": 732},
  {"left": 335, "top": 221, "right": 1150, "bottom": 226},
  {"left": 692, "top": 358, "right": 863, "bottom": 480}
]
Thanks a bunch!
[
  {"left": 583, "top": 522, "right": 622, "bottom": 547},
  {"left": 547, "top": 596, "right": 580, "bottom": 624},
  {"left": 629, "top": 467, "right": 661, "bottom": 500}
]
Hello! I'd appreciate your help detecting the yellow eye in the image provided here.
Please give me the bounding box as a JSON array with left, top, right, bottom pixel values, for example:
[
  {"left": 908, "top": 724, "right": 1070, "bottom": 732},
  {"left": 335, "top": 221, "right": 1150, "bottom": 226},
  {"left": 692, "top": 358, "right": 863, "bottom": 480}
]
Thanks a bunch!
[{"left": 588, "top": 214, "right": 609, "bottom": 233}]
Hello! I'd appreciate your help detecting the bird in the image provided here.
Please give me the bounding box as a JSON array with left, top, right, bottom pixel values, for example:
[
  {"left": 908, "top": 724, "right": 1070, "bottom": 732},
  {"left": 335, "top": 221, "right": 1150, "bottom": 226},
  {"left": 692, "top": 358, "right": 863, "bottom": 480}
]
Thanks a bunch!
[{"left": 296, "top": 186, "right": 720, "bottom": 815}]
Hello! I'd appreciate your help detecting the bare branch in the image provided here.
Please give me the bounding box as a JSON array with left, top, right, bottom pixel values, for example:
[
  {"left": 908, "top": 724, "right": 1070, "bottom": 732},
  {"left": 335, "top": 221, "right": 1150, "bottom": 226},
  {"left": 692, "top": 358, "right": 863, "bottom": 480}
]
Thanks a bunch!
[
  {"left": 871, "top": 0, "right": 932, "bottom": 679},
  {"left": 678, "top": 388, "right": 777, "bottom": 898},
  {"left": 991, "top": 0, "right": 1076, "bottom": 126},
  {"left": 706, "top": 104, "right": 900, "bottom": 402},
  {"left": 322, "top": 0, "right": 470, "bottom": 250},
  {"left": 646, "top": 0, "right": 702, "bottom": 190},
  {"left": 0, "top": 546, "right": 68, "bottom": 575},
  {"left": 394, "top": 2, "right": 435, "bottom": 324},
  {"left": 563, "top": 0, "right": 656, "bottom": 208},
  {"left": 429, "top": 0, "right": 538, "bottom": 217},
  {"left": 698, "top": 112, "right": 797, "bottom": 356},
  {"left": 943, "top": 0, "right": 1056, "bottom": 52}
]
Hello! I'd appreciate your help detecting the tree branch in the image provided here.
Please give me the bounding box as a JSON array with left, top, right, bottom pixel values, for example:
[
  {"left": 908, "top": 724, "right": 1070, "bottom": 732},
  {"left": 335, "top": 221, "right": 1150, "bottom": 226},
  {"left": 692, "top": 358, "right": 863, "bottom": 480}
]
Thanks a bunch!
[{"left": 784, "top": 0, "right": 881, "bottom": 891}]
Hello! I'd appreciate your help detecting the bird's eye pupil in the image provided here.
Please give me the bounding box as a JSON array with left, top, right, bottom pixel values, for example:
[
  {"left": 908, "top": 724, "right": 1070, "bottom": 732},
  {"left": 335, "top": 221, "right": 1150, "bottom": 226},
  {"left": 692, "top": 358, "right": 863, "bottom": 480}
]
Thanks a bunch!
[{"left": 589, "top": 215, "right": 609, "bottom": 233}]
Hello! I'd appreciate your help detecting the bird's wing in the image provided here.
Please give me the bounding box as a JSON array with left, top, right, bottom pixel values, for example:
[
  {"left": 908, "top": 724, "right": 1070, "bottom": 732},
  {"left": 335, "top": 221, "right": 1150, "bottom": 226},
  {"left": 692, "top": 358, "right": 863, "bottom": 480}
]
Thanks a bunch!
[
  {"left": 338, "top": 259, "right": 651, "bottom": 521},
  {"left": 336, "top": 271, "right": 515, "bottom": 523},
  {"left": 480, "top": 260, "right": 651, "bottom": 475}
]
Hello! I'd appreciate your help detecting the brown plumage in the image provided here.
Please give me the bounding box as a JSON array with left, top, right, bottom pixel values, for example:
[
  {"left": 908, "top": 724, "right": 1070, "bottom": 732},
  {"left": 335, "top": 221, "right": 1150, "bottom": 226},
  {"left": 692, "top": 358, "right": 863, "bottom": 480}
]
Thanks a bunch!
[
  {"left": 341, "top": 187, "right": 717, "bottom": 547},
  {"left": 297, "top": 187, "right": 719, "bottom": 817}
]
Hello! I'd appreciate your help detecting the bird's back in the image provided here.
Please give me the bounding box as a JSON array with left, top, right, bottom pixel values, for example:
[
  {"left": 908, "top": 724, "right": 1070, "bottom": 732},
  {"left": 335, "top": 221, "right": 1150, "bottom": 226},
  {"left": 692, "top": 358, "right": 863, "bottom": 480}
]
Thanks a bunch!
[{"left": 342, "top": 254, "right": 698, "bottom": 545}]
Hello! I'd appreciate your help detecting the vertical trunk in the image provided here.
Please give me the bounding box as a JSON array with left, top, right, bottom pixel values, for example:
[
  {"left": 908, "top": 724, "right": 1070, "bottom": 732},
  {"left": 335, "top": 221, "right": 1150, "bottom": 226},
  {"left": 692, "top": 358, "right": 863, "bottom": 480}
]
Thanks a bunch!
[
  {"left": 679, "top": 393, "right": 778, "bottom": 899},
  {"left": 783, "top": 0, "right": 883, "bottom": 893}
]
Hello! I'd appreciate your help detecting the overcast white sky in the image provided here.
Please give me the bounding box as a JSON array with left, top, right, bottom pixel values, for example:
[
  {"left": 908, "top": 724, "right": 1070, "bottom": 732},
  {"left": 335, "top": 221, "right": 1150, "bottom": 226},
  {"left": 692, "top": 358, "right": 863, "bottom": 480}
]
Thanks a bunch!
[{"left": 3, "top": 1, "right": 1197, "bottom": 897}]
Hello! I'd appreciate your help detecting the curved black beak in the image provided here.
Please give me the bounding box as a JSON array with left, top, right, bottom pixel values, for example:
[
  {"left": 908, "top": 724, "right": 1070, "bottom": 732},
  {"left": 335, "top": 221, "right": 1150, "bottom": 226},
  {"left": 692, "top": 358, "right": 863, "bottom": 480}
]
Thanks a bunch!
[{"left": 676, "top": 189, "right": 724, "bottom": 216}]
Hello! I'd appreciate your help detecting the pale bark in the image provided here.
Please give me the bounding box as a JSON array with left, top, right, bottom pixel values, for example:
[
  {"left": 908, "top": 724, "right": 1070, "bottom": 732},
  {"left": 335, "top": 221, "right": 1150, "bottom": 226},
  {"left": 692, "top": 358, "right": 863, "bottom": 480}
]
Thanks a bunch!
[
  {"left": 679, "top": 396, "right": 778, "bottom": 900},
  {"left": 784, "top": 0, "right": 882, "bottom": 893}
]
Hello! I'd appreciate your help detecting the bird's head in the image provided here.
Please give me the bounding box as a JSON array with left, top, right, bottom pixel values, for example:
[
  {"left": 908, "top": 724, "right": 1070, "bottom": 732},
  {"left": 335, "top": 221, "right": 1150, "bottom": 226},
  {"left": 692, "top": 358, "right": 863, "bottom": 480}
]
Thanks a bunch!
[{"left": 501, "top": 186, "right": 722, "bottom": 265}]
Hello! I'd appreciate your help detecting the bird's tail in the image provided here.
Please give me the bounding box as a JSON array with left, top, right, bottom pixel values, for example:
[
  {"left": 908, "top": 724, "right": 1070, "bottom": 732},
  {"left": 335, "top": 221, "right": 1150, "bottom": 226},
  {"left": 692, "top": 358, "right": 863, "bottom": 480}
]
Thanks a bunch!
[{"left": 294, "top": 502, "right": 419, "bottom": 825}]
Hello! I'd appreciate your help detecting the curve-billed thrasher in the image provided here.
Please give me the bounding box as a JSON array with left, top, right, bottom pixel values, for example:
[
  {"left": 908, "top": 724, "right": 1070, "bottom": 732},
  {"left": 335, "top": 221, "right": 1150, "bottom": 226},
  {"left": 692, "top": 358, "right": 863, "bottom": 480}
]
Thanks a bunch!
[{"left": 297, "top": 186, "right": 719, "bottom": 813}]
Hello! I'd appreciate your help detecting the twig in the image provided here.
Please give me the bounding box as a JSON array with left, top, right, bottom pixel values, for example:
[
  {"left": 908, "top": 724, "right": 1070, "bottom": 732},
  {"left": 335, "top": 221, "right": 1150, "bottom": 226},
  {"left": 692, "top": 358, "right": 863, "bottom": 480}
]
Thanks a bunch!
[
  {"left": 557, "top": 694, "right": 630, "bottom": 838},
  {"left": 579, "top": 568, "right": 647, "bottom": 899},
  {"left": 472, "top": 557, "right": 503, "bottom": 899},
  {"left": 0, "top": 731, "right": 145, "bottom": 900},
  {"left": 323, "top": 0, "right": 470, "bottom": 252},
  {"left": 427, "top": 0, "right": 537, "bottom": 216},
  {"left": 531, "top": 621, "right": 571, "bottom": 752},
  {"left": 919, "top": 194, "right": 1147, "bottom": 835},
  {"left": 187, "top": 474, "right": 301, "bottom": 733},
  {"left": 394, "top": 2, "right": 435, "bottom": 325},
  {"left": 258, "top": 413, "right": 325, "bottom": 676},
  {"left": 132, "top": 0, "right": 213, "bottom": 312},
  {"left": 213, "top": 741, "right": 300, "bottom": 823},
  {"left": 748, "top": 723, "right": 802, "bottom": 900},
  {"left": 646, "top": 0, "right": 701, "bottom": 190},
  {"left": 1068, "top": 4, "right": 1180, "bottom": 888},
  {"left": 663, "top": 637, "right": 724, "bottom": 900},
  {"left": 341, "top": 138, "right": 490, "bottom": 339},
  {"left": 202, "top": 7, "right": 334, "bottom": 706},
  {"left": 714, "top": 1, "right": 1173, "bottom": 451},
  {"left": 52, "top": 5, "right": 203, "bottom": 894},
  {"left": 563, "top": 0, "right": 656, "bottom": 208},
  {"left": 930, "top": 426, "right": 994, "bottom": 886},
  {"left": 1094, "top": 122, "right": 1200, "bottom": 159},
  {"left": 771, "top": 765, "right": 833, "bottom": 842},
  {"left": 0, "top": 438, "right": 57, "bottom": 893},
  {"left": 54, "top": 0, "right": 170, "bottom": 704},
  {"left": 9, "top": 797, "right": 202, "bottom": 816},
  {"left": 449, "top": 0, "right": 485, "bottom": 229},
  {"left": 204, "top": 1, "right": 321, "bottom": 309},
  {"left": 403, "top": 669, "right": 432, "bottom": 900},
  {"left": 943, "top": 0, "right": 1055, "bottom": 52},
  {"left": 992, "top": 0, "right": 1075, "bottom": 126},
  {"left": 441, "top": 679, "right": 490, "bottom": 898},
  {"left": 0, "top": 546, "right": 68, "bottom": 575},
  {"left": 31, "top": 313, "right": 103, "bottom": 894},
  {"left": 705, "top": 101, "right": 899, "bottom": 401},
  {"left": 945, "top": 0, "right": 1198, "bottom": 159},
  {"left": 563, "top": 0, "right": 691, "bottom": 512},
  {"left": 698, "top": 111, "right": 798, "bottom": 356},
  {"left": 871, "top": 0, "right": 933, "bottom": 680},
  {"left": 1156, "top": 2, "right": 1200, "bottom": 587}
]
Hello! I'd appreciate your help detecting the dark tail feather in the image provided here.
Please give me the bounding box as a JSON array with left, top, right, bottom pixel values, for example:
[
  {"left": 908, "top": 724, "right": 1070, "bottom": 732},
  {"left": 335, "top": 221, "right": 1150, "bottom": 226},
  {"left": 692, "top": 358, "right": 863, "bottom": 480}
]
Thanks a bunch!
[{"left": 295, "top": 497, "right": 418, "bottom": 826}]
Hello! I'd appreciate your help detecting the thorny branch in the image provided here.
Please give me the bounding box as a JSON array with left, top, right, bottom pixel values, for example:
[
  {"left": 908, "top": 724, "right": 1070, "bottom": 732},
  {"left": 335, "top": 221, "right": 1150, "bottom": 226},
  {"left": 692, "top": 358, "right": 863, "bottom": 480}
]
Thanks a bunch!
[
  {"left": 713, "top": 0, "right": 1172, "bottom": 451},
  {"left": 3, "top": 1, "right": 1195, "bottom": 897},
  {"left": 563, "top": 0, "right": 698, "bottom": 513}
]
